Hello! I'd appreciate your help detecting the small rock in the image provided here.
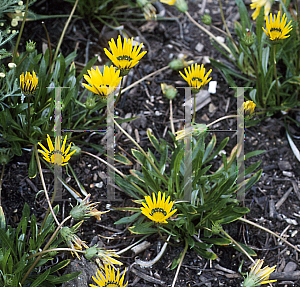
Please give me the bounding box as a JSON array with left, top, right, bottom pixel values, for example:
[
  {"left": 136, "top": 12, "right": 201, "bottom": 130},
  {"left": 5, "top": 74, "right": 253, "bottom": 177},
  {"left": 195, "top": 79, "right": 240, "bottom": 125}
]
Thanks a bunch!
[
  {"left": 284, "top": 261, "right": 298, "bottom": 273},
  {"left": 208, "top": 81, "right": 217, "bottom": 94},
  {"left": 195, "top": 42, "right": 204, "bottom": 52},
  {"left": 94, "top": 182, "right": 103, "bottom": 188},
  {"left": 216, "top": 36, "right": 225, "bottom": 43},
  {"left": 282, "top": 171, "right": 293, "bottom": 177},
  {"left": 278, "top": 161, "right": 292, "bottom": 171},
  {"left": 208, "top": 103, "right": 217, "bottom": 113}
]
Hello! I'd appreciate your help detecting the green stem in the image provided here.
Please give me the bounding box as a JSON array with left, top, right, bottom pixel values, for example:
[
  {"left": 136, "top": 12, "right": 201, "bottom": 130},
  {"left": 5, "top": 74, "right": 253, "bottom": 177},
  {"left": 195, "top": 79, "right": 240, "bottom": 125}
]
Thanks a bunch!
[
  {"left": 169, "top": 99, "right": 175, "bottom": 134},
  {"left": 50, "top": 0, "right": 79, "bottom": 72},
  {"left": 12, "top": 0, "right": 29, "bottom": 63},
  {"left": 273, "top": 44, "right": 280, "bottom": 106},
  {"left": 220, "top": 227, "right": 255, "bottom": 264},
  {"left": 35, "top": 144, "right": 60, "bottom": 232},
  {"left": 185, "top": 11, "right": 232, "bottom": 56},
  {"left": 27, "top": 247, "right": 85, "bottom": 259},
  {"left": 27, "top": 95, "right": 30, "bottom": 138},
  {"left": 171, "top": 238, "right": 188, "bottom": 287},
  {"left": 192, "top": 93, "right": 196, "bottom": 124},
  {"left": 21, "top": 215, "right": 71, "bottom": 285},
  {"left": 0, "top": 164, "right": 5, "bottom": 206},
  {"left": 206, "top": 114, "right": 237, "bottom": 128},
  {"left": 239, "top": 217, "right": 300, "bottom": 253}
]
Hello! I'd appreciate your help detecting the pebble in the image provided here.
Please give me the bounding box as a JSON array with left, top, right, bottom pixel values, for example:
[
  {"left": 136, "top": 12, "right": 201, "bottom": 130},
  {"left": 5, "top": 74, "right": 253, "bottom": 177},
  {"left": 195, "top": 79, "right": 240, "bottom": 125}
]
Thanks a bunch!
[
  {"left": 284, "top": 262, "right": 297, "bottom": 272},
  {"left": 195, "top": 42, "right": 204, "bottom": 52}
]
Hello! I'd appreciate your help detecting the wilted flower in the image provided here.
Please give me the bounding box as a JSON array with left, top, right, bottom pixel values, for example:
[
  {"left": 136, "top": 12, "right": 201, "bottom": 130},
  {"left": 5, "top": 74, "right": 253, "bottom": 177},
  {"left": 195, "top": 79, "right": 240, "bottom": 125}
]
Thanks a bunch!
[
  {"left": 137, "top": 0, "right": 156, "bottom": 20},
  {"left": 70, "top": 194, "right": 109, "bottom": 221},
  {"left": 175, "top": 123, "right": 207, "bottom": 141},
  {"left": 263, "top": 11, "right": 292, "bottom": 41},
  {"left": 243, "top": 259, "right": 276, "bottom": 286},
  {"left": 85, "top": 245, "right": 123, "bottom": 266},
  {"left": 0, "top": 73, "right": 5, "bottom": 78},
  {"left": 141, "top": 191, "right": 177, "bottom": 224},
  {"left": 20, "top": 71, "right": 38, "bottom": 95},
  {"left": 250, "top": 0, "right": 273, "bottom": 20},
  {"left": 104, "top": 35, "right": 147, "bottom": 76},
  {"left": 179, "top": 63, "right": 212, "bottom": 94},
  {"left": 243, "top": 100, "right": 256, "bottom": 116},
  {"left": 8, "top": 63, "right": 16, "bottom": 69},
  {"left": 38, "top": 135, "right": 76, "bottom": 166},
  {"left": 60, "top": 223, "right": 89, "bottom": 260},
  {"left": 90, "top": 265, "right": 127, "bottom": 287},
  {"left": 82, "top": 66, "right": 122, "bottom": 99},
  {"left": 161, "top": 83, "right": 177, "bottom": 100}
]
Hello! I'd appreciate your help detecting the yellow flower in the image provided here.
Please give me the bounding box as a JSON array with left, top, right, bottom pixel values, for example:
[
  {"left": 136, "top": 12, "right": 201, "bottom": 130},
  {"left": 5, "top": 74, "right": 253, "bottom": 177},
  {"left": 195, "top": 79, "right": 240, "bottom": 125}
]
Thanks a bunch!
[
  {"left": 243, "top": 259, "right": 276, "bottom": 287},
  {"left": 243, "top": 100, "right": 256, "bottom": 116},
  {"left": 20, "top": 70, "right": 38, "bottom": 95},
  {"left": 104, "top": 35, "right": 147, "bottom": 76},
  {"left": 179, "top": 63, "right": 212, "bottom": 94},
  {"left": 90, "top": 265, "right": 127, "bottom": 287},
  {"left": 250, "top": 0, "right": 272, "bottom": 20},
  {"left": 82, "top": 66, "right": 122, "bottom": 99},
  {"left": 141, "top": 191, "right": 177, "bottom": 223},
  {"left": 263, "top": 11, "right": 292, "bottom": 41},
  {"left": 137, "top": 0, "right": 156, "bottom": 20},
  {"left": 38, "top": 134, "right": 76, "bottom": 166},
  {"left": 175, "top": 123, "right": 207, "bottom": 141},
  {"left": 160, "top": 0, "right": 176, "bottom": 5},
  {"left": 85, "top": 246, "right": 123, "bottom": 266}
]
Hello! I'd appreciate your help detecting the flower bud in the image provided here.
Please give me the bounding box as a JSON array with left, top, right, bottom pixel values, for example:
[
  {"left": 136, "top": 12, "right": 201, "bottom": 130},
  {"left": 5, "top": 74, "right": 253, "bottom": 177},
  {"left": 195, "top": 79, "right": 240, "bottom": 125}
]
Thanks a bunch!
[
  {"left": 168, "top": 58, "right": 186, "bottom": 70},
  {"left": 202, "top": 14, "right": 211, "bottom": 25},
  {"left": 161, "top": 83, "right": 177, "bottom": 100},
  {"left": 26, "top": 40, "right": 36, "bottom": 53},
  {"left": 243, "top": 100, "right": 256, "bottom": 116},
  {"left": 84, "top": 246, "right": 98, "bottom": 260},
  {"left": 175, "top": 0, "right": 188, "bottom": 12},
  {"left": 85, "top": 95, "right": 97, "bottom": 110},
  {"left": 242, "top": 31, "right": 255, "bottom": 47}
]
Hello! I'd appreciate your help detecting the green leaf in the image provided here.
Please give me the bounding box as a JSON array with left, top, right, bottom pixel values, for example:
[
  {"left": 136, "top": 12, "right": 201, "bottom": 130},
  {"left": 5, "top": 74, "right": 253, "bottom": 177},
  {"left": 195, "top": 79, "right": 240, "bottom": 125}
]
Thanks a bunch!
[
  {"left": 115, "top": 153, "right": 132, "bottom": 165},
  {"left": 147, "top": 129, "right": 161, "bottom": 153},
  {"left": 142, "top": 167, "right": 160, "bottom": 193},
  {"left": 47, "top": 272, "right": 81, "bottom": 284},
  {"left": 193, "top": 246, "right": 218, "bottom": 260},
  {"left": 244, "top": 150, "right": 265, "bottom": 160},
  {"left": 128, "top": 221, "right": 157, "bottom": 234},
  {"left": 201, "top": 237, "right": 232, "bottom": 245},
  {"left": 132, "top": 149, "right": 146, "bottom": 165},
  {"left": 231, "top": 241, "right": 257, "bottom": 256},
  {"left": 0, "top": 229, "right": 17, "bottom": 258},
  {"left": 0, "top": 206, "right": 6, "bottom": 230},
  {"left": 76, "top": 56, "right": 97, "bottom": 84},
  {"left": 262, "top": 46, "right": 269, "bottom": 76},
  {"left": 29, "top": 149, "right": 37, "bottom": 179},
  {"left": 30, "top": 268, "right": 51, "bottom": 287},
  {"left": 256, "top": 5, "right": 265, "bottom": 49},
  {"left": 114, "top": 212, "right": 141, "bottom": 225},
  {"left": 235, "top": 0, "right": 251, "bottom": 31}
]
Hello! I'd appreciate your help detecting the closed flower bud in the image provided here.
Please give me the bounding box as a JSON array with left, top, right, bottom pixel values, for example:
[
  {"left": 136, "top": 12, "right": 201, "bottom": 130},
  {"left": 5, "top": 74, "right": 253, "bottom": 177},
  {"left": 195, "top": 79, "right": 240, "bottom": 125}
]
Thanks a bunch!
[
  {"left": 175, "top": 0, "right": 188, "bottom": 12},
  {"left": 243, "top": 100, "right": 256, "bottom": 116},
  {"left": 161, "top": 83, "right": 177, "bottom": 100},
  {"left": 85, "top": 95, "right": 97, "bottom": 110},
  {"left": 202, "top": 14, "right": 211, "bottom": 25},
  {"left": 168, "top": 58, "right": 186, "bottom": 70},
  {"left": 26, "top": 40, "right": 36, "bottom": 53},
  {"left": 84, "top": 246, "right": 98, "bottom": 260},
  {"left": 242, "top": 31, "right": 255, "bottom": 47}
]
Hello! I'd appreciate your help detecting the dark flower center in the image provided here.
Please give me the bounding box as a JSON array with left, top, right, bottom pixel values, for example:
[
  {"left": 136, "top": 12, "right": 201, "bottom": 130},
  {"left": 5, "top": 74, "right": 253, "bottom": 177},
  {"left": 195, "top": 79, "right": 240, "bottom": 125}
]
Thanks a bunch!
[
  {"left": 150, "top": 208, "right": 167, "bottom": 216},
  {"left": 117, "top": 55, "right": 133, "bottom": 61},
  {"left": 192, "top": 77, "right": 203, "bottom": 82},
  {"left": 270, "top": 27, "right": 282, "bottom": 33}
]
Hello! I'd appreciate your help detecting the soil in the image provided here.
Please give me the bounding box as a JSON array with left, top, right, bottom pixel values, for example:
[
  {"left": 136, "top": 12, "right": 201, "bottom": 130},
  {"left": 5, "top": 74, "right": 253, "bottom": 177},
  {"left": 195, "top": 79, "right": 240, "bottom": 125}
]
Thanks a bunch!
[{"left": 2, "top": 0, "right": 300, "bottom": 286}]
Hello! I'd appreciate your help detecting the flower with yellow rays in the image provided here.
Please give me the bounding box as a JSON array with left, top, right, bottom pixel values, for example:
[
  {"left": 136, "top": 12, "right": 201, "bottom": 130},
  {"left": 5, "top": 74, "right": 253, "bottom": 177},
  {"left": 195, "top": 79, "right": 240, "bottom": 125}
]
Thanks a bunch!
[
  {"left": 20, "top": 70, "right": 38, "bottom": 95},
  {"left": 179, "top": 63, "right": 212, "bottom": 94},
  {"left": 250, "top": 0, "right": 273, "bottom": 20},
  {"left": 38, "top": 134, "right": 76, "bottom": 166},
  {"left": 175, "top": 123, "right": 207, "bottom": 141},
  {"left": 137, "top": 0, "right": 156, "bottom": 20},
  {"left": 85, "top": 245, "right": 123, "bottom": 266},
  {"left": 263, "top": 11, "right": 292, "bottom": 41},
  {"left": 243, "top": 100, "right": 256, "bottom": 116},
  {"left": 70, "top": 194, "right": 109, "bottom": 221},
  {"left": 90, "top": 265, "right": 127, "bottom": 287},
  {"left": 243, "top": 259, "right": 276, "bottom": 287},
  {"left": 104, "top": 35, "right": 147, "bottom": 76},
  {"left": 141, "top": 191, "right": 177, "bottom": 224},
  {"left": 160, "top": 0, "right": 176, "bottom": 5},
  {"left": 82, "top": 66, "right": 122, "bottom": 99}
]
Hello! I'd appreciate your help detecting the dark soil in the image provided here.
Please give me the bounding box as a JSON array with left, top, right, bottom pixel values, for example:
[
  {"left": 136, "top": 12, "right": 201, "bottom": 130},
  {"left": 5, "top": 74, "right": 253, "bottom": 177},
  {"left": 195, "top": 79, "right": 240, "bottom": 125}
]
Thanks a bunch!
[{"left": 2, "top": 0, "right": 300, "bottom": 286}]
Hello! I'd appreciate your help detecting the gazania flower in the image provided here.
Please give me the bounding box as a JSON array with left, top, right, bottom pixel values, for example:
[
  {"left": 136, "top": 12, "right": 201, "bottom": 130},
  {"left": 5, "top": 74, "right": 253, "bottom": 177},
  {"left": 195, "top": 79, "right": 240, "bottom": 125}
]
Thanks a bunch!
[
  {"left": 104, "top": 35, "right": 147, "bottom": 76},
  {"left": 179, "top": 63, "right": 212, "bottom": 94},
  {"left": 82, "top": 66, "right": 122, "bottom": 99},
  {"left": 175, "top": 123, "right": 207, "bottom": 141},
  {"left": 20, "top": 70, "right": 38, "bottom": 95},
  {"left": 250, "top": 0, "right": 272, "bottom": 20},
  {"left": 38, "top": 134, "right": 76, "bottom": 166},
  {"left": 243, "top": 100, "right": 256, "bottom": 116},
  {"left": 243, "top": 259, "right": 276, "bottom": 287},
  {"left": 85, "top": 246, "right": 123, "bottom": 266},
  {"left": 160, "top": 0, "right": 176, "bottom": 5},
  {"left": 90, "top": 265, "right": 127, "bottom": 287},
  {"left": 141, "top": 191, "right": 177, "bottom": 223},
  {"left": 137, "top": 0, "right": 156, "bottom": 20},
  {"left": 70, "top": 194, "right": 109, "bottom": 221},
  {"left": 263, "top": 11, "right": 292, "bottom": 41}
]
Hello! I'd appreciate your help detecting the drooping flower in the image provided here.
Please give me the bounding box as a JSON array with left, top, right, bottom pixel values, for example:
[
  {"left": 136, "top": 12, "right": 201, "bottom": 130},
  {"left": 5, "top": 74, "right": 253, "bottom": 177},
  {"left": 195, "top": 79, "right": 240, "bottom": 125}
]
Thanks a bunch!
[
  {"left": 262, "top": 11, "right": 292, "bottom": 41},
  {"left": 104, "top": 35, "right": 147, "bottom": 76},
  {"left": 90, "top": 265, "right": 128, "bottom": 287},
  {"left": 179, "top": 63, "right": 212, "bottom": 94},
  {"left": 82, "top": 66, "right": 122, "bottom": 99},
  {"left": 243, "top": 259, "right": 276, "bottom": 287},
  {"left": 250, "top": 0, "right": 272, "bottom": 20},
  {"left": 20, "top": 70, "right": 38, "bottom": 95},
  {"left": 243, "top": 100, "right": 256, "bottom": 116},
  {"left": 38, "top": 134, "right": 76, "bottom": 166},
  {"left": 137, "top": 0, "right": 156, "bottom": 20},
  {"left": 70, "top": 194, "right": 109, "bottom": 221},
  {"left": 141, "top": 191, "right": 177, "bottom": 223},
  {"left": 85, "top": 246, "right": 123, "bottom": 266}
]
